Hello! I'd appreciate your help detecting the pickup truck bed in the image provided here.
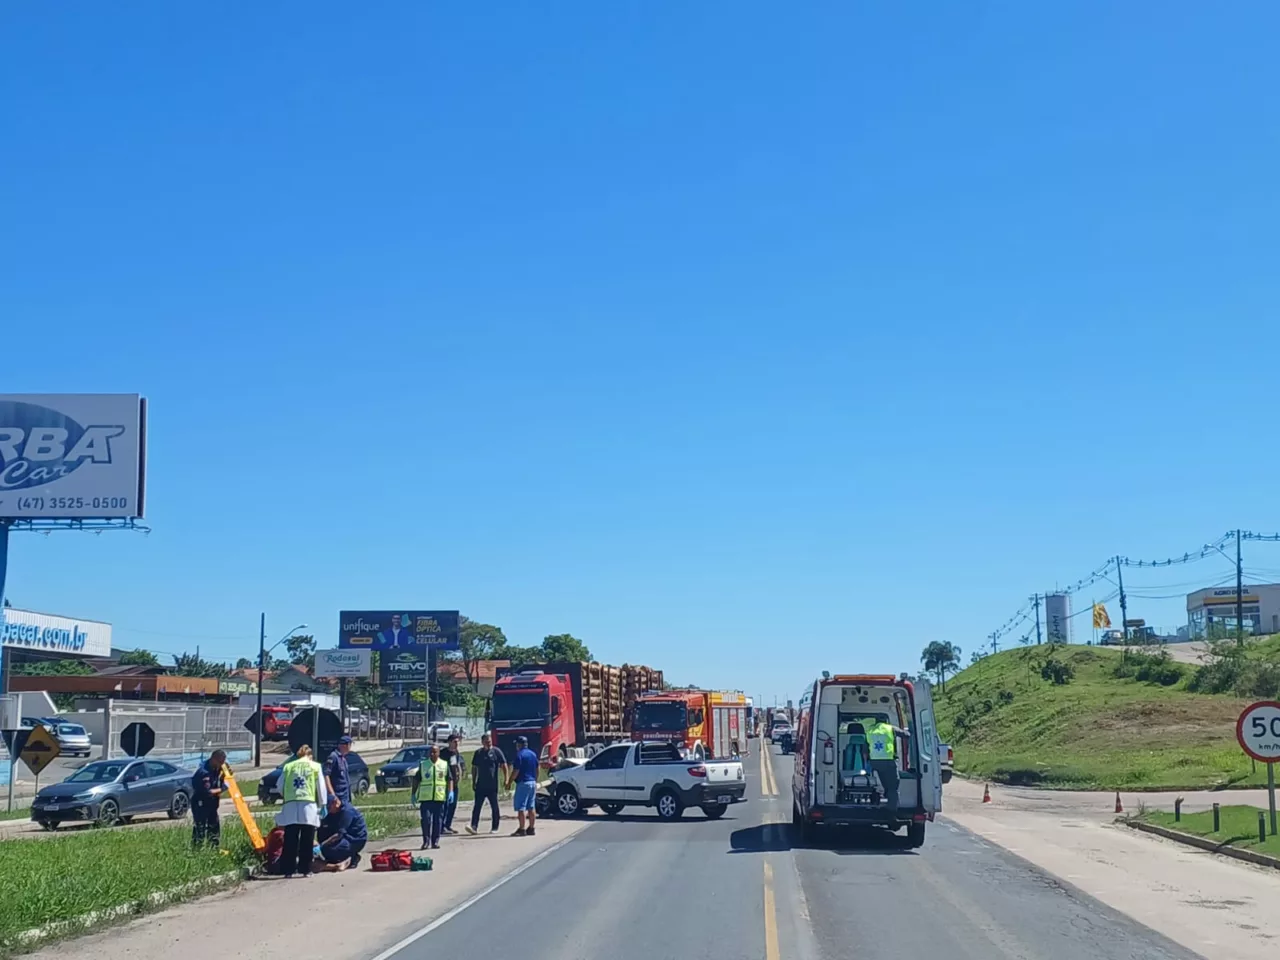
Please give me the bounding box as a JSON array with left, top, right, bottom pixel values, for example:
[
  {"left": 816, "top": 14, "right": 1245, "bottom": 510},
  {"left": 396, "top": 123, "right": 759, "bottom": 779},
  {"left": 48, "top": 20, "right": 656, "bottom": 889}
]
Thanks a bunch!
[{"left": 549, "top": 740, "right": 747, "bottom": 820}]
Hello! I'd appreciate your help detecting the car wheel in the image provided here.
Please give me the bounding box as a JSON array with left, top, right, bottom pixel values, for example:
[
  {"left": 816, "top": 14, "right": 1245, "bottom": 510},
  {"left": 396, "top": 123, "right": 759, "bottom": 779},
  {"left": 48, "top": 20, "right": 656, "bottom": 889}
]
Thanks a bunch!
[
  {"left": 97, "top": 798, "right": 121, "bottom": 827},
  {"left": 37, "top": 820, "right": 59, "bottom": 832},
  {"left": 701, "top": 804, "right": 727, "bottom": 819},
  {"left": 168, "top": 791, "right": 190, "bottom": 819},
  {"left": 941, "top": 770, "right": 952, "bottom": 784},
  {"left": 555, "top": 784, "right": 582, "bottom": 817},
  {"left": 535, "top": 793, "right": 552, "bottom": 818},
  {"left": 375, "top": 779, "right": 387, "bottom": 794},
  {"left": 600, "top": 802, "right": 624, "bottom": 816},
  {"left": 654, "top": 789, "right": 683, "bottom": 821},
  {"left": 355, "top": 777, "right": 370, "bottom": 797},
  {"left": 907, "top": 821, "right": 926, "bottom": 848}
]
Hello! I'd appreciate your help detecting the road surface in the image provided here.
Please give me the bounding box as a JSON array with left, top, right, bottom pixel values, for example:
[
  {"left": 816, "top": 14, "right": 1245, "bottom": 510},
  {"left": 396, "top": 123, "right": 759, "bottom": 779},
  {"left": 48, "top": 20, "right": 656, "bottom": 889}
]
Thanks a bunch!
[{"left": 370, "top": 742, "right": 1199, "bottom": 960}]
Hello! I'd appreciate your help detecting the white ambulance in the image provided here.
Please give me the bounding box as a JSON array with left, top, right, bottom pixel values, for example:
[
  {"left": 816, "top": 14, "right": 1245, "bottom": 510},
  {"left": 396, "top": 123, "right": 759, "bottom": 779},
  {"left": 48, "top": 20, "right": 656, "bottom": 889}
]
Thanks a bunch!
[{"left": 790, "top": 673, "right": 943, "bottom": 847}]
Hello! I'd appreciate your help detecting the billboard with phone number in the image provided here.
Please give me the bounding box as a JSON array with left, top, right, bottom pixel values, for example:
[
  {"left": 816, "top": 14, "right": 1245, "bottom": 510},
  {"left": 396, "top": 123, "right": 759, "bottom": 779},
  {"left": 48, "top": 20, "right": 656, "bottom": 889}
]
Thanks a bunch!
[{"left": 338, "top": 610, "right": 459, "bottom": 651}]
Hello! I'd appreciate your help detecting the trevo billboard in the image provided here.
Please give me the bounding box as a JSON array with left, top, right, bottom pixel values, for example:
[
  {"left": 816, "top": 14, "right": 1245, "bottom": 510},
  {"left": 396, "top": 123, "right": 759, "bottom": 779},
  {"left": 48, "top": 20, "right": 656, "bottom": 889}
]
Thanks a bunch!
[
  {"left": 0, "top": 394, "right": 147, "bottom": 519},
  {"left": 379, "top": 649, "right": 435, "bottom": 686}
]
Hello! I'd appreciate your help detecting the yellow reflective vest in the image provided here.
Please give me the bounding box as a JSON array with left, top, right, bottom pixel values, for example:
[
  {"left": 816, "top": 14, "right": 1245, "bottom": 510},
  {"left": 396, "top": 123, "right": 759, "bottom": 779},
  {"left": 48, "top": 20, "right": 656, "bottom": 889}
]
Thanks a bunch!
[
  {"left": 415, "top": 758, "right": 449, "bottom": 803},
  {"left": 282, "top": 757, "right": 321, "bottom": 803},
  {"left": 866, "top": 722, "right": 897, "bottom": 761}
]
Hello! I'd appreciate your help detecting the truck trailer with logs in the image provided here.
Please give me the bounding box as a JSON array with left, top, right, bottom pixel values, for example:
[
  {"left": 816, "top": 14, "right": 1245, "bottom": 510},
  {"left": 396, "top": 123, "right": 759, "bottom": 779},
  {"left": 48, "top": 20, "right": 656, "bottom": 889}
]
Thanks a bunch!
[{"left": 489, "top": 661, "right": 664, "bottom": 763}]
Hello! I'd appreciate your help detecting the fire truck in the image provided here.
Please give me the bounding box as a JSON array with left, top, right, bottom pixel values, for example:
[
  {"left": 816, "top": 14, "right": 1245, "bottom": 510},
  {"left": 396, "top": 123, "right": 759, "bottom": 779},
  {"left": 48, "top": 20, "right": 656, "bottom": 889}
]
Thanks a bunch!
[{"left": 631, "top": 689, "right": 749, "bottom": 760}]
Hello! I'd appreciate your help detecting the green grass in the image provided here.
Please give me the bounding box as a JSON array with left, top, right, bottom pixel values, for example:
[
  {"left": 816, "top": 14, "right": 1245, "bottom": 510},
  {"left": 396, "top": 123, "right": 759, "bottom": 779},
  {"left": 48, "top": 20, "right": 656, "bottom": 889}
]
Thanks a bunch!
[
  {"left": 936, "top": 644, "right": 1271, "bottom": 790},
  {"left": 0, "top": 807, "right": 418, "bottom": 953},
  {"left": 1142, "top": 805, "right": 1280, "bottom": 858}
]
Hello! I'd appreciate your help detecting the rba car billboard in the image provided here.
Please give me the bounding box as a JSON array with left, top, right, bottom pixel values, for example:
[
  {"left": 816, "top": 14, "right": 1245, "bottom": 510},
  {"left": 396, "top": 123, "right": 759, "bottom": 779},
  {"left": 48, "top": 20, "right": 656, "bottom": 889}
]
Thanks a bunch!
[
  {"left": 380, "top": 649, "right": 436, "bottom": 686},
  {"left": 0, "top": 394, "right": 147, "bottom": 519}
]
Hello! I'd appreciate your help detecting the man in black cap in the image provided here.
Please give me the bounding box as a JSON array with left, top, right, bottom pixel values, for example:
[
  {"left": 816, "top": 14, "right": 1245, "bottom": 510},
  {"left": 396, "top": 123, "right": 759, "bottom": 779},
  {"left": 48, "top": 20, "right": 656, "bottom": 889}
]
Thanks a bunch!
[{"left": 325, "top": 735, "right": 355, "bottom": 804}]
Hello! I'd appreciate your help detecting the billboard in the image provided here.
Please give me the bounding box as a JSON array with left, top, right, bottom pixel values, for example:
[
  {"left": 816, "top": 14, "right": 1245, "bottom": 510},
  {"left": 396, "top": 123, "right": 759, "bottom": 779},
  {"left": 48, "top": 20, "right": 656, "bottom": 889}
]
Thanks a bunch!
[
  {"left": 0, "top": 607, "right": 112, "bottom": 658},
  {"left": 314, "top": 649, "right": 372, "bottom": 678},
  {"left": 379, "top": 648, "right": 436, "bottom": 686},
  {"left": 1045, "top": 593, "right": 1072, "bottom": 644},
  {"left": 338, "top": 610, "right": 459, "bottom": 651},
  {"left": 0, "top": 394, "right": 147, "bottom": 519}
]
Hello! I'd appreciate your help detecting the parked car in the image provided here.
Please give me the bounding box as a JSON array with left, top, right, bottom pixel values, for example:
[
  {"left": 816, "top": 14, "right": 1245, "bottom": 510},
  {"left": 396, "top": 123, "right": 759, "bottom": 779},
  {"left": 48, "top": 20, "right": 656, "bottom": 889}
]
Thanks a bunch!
[
  {"left": 548, "top": 740, "right": 746, "bottom": 820},
  {"left": 938, "top": 742, "right": 954, "bottom": 784},
  {"left": 770, "top": 720, "right": 794, "bottom": 753},
  {"left": 29, "top": 758, "right": 191, "bottom": 830},
  {"left": 375, "top": 745, "right": 430, "bottom": 793},
  {"left": 258, "top": 751, "right": 370, "bottom": 803},
  {"left": 40, "top": 718, "right": 93, "bottom": 758},
  {"left": 427, "top": 721, "right": 455, "bottom": 743}
]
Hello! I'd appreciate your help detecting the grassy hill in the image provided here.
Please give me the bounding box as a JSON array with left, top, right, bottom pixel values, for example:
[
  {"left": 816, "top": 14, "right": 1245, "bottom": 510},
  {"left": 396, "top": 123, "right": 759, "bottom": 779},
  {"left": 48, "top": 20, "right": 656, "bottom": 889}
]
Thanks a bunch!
[{"left": 934, "top": 642, "right": 1276, "bottom": 790}]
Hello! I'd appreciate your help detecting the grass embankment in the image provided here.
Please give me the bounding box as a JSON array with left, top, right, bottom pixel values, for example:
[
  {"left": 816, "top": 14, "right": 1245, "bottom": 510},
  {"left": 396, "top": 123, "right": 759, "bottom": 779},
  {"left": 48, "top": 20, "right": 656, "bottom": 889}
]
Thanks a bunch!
[
  {"left": 1141, "top": 805, "right": 1280, "bottom": 858},
  {"left": 935, "top": 643, "right": 1272, "bottom": 790},
  {"left": 0, "top": 806, "right": 418, "bottom": 953}
]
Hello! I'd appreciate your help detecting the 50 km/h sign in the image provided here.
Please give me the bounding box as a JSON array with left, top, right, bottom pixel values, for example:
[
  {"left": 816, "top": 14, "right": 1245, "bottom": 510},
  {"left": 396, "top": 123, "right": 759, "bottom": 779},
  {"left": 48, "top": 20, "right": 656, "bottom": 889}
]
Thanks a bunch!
[{"left": 1236, "top": 701, "right": 1280, "bottom": 762}]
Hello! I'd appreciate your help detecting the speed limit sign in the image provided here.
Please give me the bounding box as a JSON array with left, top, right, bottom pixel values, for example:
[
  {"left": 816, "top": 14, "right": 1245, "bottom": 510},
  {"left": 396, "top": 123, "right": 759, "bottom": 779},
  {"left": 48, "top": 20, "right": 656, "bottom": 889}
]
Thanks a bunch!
[{"left": 1236, "top": 701, "right": 1280, "bottom": 762}]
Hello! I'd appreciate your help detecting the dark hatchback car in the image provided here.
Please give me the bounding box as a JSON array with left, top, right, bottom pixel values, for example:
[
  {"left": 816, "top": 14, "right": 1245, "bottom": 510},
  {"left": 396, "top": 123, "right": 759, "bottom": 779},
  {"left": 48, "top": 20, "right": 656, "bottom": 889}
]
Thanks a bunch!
[
  {"left": 258, "top": 751, "right": 370, "bottom": 803},
  {"left": 375, "top": 746, "right": 430, "bottom": 793},
  {"left": 30, "top": 758, "right": 192, "bottom": 830}
]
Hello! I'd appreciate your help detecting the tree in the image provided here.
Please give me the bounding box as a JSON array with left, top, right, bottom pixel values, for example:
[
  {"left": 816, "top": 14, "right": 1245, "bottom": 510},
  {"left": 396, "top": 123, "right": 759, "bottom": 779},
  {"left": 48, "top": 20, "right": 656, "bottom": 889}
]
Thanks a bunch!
[
  {"left": 234, "top": 657, "right": 253, "bottom": 670},
  {"left": 14, "top": 659, "right": 94, "bottom": 677},
  {"left": 171, "top": 652, "right": 230, "bottom": 678},
  {"left": 118, "top": 648, "right": 160, "bottom": 667},
  {"left": 541, "top": 633, "right": 592, "bottom": 663},
  {"left": 920, "top": 641, "right": 962, "bottom": 692},
  {"left": 454, "top": 617, "right": 507, "bottom": 690},
  {"left": 285, "top": 634, "right": 316, "bottom": 670}
]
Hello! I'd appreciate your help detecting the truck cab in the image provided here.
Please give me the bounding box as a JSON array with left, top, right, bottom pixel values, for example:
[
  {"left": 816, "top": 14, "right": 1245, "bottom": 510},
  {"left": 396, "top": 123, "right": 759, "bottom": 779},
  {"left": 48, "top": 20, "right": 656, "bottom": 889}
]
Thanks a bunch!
[
  {"left": 489, "top": 670, "right": 577, "bottom": 763},
  {"left": 791, "top": 674, "right": 942, "bottom": 847},
  {"left": 632, "top": 690, "right": 708, "bottom": 758}
]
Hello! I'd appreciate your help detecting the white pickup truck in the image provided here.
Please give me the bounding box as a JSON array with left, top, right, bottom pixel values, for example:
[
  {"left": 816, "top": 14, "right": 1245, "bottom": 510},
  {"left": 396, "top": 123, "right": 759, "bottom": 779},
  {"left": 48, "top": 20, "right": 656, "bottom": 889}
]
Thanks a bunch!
[{"left": 549, "top": 740, "right": 747, "bottom": 820}]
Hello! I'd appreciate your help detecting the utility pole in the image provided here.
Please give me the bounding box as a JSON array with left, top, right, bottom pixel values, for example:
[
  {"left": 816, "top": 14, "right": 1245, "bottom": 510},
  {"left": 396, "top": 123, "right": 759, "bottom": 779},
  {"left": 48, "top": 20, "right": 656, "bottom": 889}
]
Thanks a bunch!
[
  {"left": 1032, "top": 594, "right": 1043, "bottom": 646},
  {"left": 989, "top": 632, "right": 998, "bottom": 655},
  {"left": 1116, "top": 557, "right": 1129, "bottom": 641},
  {"left": 1236, "top": 528, "right": 1245, "bottom": 646},
  {"left": 255, "top": 613, "right": 265, "bottom": 767}
]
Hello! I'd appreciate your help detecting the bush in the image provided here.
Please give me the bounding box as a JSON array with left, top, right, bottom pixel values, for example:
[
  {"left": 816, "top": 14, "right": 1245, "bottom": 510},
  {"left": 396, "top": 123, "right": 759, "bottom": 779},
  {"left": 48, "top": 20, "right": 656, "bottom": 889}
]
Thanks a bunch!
[
  {"left": 1114, "top": 650, "right": 1184, "bottom": 686},
  {"left": 1040, "top": 658, "right": 1074, "bottom": 685},
  {"left": 997, "top": 688, "right": 1015, "bottom": 705},
  {"left": 1189, "top": 642, "right": 1280, "bottom": 698}
]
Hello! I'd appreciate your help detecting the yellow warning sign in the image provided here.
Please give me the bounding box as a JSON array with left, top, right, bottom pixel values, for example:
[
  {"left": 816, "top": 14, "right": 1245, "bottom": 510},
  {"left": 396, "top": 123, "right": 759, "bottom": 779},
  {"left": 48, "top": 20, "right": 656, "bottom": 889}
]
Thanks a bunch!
[
  {"left": 222, "top": 765, "right": 265, "bottom": 853},
  {"left": 20, "top": 725, "right": 61, "bottom": 776}
]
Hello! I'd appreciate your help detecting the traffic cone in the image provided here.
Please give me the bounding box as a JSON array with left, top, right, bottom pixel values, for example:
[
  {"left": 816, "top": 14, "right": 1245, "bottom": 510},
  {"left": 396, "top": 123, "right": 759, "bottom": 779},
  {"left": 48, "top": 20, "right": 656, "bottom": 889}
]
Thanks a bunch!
[
  {"left": 1114, "top": 791, "right": 1124, "bottom": 814},
  {"left": 982, "top": 783, "right": 991, "bottom": 803}
]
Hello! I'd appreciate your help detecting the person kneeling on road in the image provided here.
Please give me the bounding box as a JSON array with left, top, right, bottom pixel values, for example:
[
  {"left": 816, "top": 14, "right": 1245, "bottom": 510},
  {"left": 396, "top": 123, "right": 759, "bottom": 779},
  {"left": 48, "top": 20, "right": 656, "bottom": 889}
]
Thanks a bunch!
[
  {"left": 314, "top": 795, "right": 368, "bottom": 872},
  {"left": 506, "top": 735, "right": 539, "bottom": 837}
]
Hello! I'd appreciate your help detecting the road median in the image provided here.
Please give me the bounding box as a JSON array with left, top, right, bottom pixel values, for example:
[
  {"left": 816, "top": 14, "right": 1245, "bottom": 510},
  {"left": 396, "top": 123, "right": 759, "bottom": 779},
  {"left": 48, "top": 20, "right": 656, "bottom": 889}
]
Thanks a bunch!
[{"left": 1124, "top": 805, "right": 1280, "bottom": 871}]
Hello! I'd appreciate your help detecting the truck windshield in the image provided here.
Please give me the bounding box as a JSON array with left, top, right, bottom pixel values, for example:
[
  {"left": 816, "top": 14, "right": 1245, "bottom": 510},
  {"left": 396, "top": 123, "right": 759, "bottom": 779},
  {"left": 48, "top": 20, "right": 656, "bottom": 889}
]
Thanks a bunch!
[
  {"left": 635, "top": 701, "right": 687, "bottom": 731},
  {"left": 492, "top": 691, "right": 550, "bottom": 721}
]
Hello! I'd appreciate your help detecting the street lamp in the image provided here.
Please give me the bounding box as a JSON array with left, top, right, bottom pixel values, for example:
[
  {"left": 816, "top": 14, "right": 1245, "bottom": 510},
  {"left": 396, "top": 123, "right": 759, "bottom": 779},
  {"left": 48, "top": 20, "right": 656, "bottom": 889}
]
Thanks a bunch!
[{"left": 254, "top": 615, "right": 308, "bottom": 767}]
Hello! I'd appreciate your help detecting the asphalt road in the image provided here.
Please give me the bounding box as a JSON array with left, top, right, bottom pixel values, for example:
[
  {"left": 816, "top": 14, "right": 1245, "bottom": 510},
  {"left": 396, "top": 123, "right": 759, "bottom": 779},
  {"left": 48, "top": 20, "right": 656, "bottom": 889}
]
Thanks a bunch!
[{"left": 376, "top": 742, "right": 1203, "bottom": 960}]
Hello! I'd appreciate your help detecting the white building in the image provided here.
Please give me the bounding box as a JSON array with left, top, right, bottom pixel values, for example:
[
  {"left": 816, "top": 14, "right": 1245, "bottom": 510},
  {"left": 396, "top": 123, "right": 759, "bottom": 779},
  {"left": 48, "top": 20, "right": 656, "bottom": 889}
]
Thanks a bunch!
[{"left": 1186, "top": 583, "right": 1280, "bottom": 638}]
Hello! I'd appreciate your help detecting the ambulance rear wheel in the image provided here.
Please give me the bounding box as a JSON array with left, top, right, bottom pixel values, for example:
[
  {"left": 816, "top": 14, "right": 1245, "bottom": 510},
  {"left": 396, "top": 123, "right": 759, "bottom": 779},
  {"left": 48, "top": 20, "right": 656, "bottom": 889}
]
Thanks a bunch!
[{"left": 907, "top": 821, "right": 926, "bottom": 848}]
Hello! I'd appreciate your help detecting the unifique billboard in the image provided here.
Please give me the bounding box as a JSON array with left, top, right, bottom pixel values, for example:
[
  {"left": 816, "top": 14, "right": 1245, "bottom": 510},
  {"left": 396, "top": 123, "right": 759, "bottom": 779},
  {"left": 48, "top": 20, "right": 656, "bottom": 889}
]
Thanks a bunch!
[
  {"left": 0, "top": 394, "right": 147, "bottom": 519},
  {"left": 338, "top": 610, "right": 459, "bottom": 651},
  {"left": 1045, "top": 593, "right": 1072, "bottom": 644},
  {"left": 379, "top": 648, "right": 436, "bottom": 686},
  {"left": 0, "top": 607, "right": 113, "bottom": 658},
  {"left": 314, "top": 648, "right": 372, "bottom": 678}
]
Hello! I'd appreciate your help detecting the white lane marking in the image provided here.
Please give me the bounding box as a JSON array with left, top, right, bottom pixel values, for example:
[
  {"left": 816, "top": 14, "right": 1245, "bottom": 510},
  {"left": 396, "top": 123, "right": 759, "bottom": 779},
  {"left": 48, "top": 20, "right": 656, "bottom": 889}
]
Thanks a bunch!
[{"left": 367, "top": 835, "right": 577, "bottom": 960}]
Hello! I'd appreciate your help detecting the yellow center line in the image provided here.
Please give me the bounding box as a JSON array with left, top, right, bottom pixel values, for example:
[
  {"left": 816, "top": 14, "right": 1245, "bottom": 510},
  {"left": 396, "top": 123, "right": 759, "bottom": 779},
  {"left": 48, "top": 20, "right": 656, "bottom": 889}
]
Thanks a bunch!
[
  {"left": 760, "top": 744, "right": 777, "bottom": 796},
  {"left": 763, "top": 861, "right": 780, "bottom": 960}
]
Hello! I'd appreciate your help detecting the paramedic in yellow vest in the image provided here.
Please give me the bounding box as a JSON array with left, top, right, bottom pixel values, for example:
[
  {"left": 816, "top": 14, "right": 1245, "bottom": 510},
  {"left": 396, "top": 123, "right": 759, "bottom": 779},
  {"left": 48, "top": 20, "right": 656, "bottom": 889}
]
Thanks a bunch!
[
  {"left": 416, "top": 743, "right": 450, "bottom": 850},
  {"left": 275, "top": 744, "right": 328, "bottom": 878},
  {"left": 864, "top": 715, "right": 909, "bottom": 816}
]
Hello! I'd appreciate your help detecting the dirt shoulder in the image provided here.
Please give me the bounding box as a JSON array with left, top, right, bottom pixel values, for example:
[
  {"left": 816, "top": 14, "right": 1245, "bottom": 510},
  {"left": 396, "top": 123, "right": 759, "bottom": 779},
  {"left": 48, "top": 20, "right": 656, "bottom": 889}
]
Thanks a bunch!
[
  {"left": 20, "top": 818, "right": 591, "bottom": 960},
  {"left": 944, "top": 778, "right": 1280, "bottom": 960}
]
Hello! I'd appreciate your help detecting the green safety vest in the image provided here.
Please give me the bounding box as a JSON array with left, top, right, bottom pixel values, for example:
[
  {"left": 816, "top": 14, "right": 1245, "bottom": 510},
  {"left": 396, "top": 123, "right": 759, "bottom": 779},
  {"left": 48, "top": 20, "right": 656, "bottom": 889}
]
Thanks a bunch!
[
  {"left": 416, "top": 758, "right": 449, "bottom": 803},
  {"left": 282, "top": 757, "right": 321, "bottom": 803},
  {"left": 866, "top": 722, "right": 897, "bottom": 761}
]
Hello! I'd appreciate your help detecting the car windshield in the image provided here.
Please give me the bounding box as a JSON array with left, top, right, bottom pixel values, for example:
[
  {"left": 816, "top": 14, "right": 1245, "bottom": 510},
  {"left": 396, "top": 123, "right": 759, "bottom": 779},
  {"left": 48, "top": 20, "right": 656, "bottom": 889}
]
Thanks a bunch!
[
  {"left": 58, "top": 724, "right": 86, "bottom": 736},
  {"left": 65, "top": 762, "right": 127, "bottom": 783},
  {"left": 391, "top": 748, "right": 428, "bottom": 764},
  {"left": 491, "top": 691, "right": 550, "bottom": 721},
  {"left": 635, "top": 702, "right": 688, "bottom": 731}
]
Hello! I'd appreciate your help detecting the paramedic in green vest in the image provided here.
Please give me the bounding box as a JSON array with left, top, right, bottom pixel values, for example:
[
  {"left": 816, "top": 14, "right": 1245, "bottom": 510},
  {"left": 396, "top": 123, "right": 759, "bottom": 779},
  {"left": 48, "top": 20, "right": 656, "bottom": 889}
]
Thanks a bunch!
[
  {"left": 275, "top": 744, "right": 328, "bottom": 878},
  {"left": 864, "top": 715, "right": 910, "bottom": 816},
  {"left": 416, "top": 743, "right": 450, "bottom": 850}
]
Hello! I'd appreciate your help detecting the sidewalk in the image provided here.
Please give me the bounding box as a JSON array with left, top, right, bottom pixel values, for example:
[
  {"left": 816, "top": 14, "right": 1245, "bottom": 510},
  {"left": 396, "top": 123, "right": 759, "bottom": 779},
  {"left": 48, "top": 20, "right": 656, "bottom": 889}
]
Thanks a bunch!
[
  {"left": 945, "top": 777, "right": 1280, "bottom": 960},
  {"left": 19, "top": 818, "right": 591, "bottom": 960}
]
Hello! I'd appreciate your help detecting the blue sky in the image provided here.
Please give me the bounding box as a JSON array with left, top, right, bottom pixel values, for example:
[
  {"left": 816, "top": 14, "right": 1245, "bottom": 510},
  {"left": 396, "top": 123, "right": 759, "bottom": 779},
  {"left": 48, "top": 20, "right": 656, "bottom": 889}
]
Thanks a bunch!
[{"left": 3, "top": 2, "right": 1279, "bottom": 703}]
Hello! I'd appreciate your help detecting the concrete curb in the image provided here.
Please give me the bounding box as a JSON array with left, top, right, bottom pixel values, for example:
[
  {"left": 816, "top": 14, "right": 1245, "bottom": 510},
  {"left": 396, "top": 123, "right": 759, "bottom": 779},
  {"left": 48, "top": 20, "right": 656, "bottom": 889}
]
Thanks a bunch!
[
  {"left": 1121, "top": 818, "right": 1280, "bottom": 871},
  {"left": 1, "top": 868, "right": 250, "bottom": 952}
]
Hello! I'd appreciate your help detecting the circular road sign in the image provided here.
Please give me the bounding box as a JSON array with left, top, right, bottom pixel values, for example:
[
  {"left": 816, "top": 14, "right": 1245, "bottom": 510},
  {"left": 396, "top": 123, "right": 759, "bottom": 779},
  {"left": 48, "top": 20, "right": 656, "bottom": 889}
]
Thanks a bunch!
[{"left": 1236, "top": 700, "right": 1280, "bottom": 762}]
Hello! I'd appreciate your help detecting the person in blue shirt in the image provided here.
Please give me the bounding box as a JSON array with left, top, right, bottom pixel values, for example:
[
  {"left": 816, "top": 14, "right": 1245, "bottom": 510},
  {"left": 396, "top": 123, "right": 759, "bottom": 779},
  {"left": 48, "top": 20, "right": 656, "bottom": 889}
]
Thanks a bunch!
[
  {"left": 190, "top": 750, "right": 226, "bottom": 848},
  {"left": 504, "top": 735, "right": 540, "bottom": 837},
  {"left": 316, "top": 795, "right": 368, "bottom": 871}
]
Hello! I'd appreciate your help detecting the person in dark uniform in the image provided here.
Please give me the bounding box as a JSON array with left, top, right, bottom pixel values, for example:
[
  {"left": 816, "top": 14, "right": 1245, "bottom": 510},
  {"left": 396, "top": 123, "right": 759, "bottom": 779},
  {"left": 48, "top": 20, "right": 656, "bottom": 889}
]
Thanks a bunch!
[
  {"left": 191, "top": 749, "right": 227, "bottom": 848},
  {"left": 315, "top": 795, "right": 368, "bottom": 871},
  {"left": 324, "top": 735, "right": 354, "bottom": 803}
]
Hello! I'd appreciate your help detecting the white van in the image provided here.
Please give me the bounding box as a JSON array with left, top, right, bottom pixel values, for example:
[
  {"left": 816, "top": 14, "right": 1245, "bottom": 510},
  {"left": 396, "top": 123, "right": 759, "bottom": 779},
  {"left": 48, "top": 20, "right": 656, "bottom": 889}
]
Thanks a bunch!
[{"left": 790, "top": 673, "right": 942, "bottom": 847}]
